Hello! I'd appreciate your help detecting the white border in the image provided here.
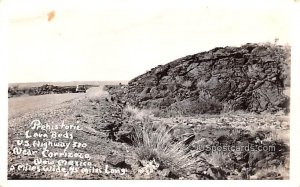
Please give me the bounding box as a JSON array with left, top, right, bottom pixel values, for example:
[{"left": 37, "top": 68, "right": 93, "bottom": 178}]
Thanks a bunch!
[{"left": 1, "top": 0, "right": 299, "bottom": 187}]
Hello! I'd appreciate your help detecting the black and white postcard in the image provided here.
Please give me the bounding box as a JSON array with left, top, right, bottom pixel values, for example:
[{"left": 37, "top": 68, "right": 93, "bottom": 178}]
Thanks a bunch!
[{"left": 1, "top": 0, "right": 299, "bottom": 186}]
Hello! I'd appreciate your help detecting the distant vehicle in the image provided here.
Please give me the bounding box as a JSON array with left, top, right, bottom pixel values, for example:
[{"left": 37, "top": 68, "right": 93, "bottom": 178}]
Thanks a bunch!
[{"left": 76, "top": 85, "right": 87, "bottom": 93}]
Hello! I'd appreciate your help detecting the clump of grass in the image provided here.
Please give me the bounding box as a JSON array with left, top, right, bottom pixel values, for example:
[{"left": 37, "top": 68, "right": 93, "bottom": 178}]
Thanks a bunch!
[{"left": 132, "top": 123, "right": 201, "bottom": 176}]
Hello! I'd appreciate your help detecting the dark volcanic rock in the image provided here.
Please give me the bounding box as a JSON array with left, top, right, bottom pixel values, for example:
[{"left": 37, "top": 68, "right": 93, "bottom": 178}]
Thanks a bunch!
[{"left": 119, "top": 43, "right": 290, "bottom": 114}]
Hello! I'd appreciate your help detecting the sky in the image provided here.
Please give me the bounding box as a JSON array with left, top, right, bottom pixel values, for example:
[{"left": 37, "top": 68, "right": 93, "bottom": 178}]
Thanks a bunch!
[{"left": 5, "top": 0, "right": 293, "bottom": 83}]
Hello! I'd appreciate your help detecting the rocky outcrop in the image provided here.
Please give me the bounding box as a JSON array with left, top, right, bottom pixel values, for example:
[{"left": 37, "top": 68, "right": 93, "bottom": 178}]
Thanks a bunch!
[{"left": 123, "top": 43, "right": 290, "bottom": 114}]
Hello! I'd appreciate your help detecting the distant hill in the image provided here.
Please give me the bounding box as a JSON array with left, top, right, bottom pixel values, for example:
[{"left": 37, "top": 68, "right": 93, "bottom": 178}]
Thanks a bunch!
[
  {"left": 9, "top": 81, "right": 128, "bottom": 88},
  {"left": 8, "top": 81, "right": 129, "bottom": 98}
]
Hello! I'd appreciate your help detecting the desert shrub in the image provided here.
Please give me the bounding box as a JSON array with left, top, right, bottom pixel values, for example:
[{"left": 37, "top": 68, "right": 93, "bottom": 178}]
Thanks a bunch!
[{"left": 132, "top": 123, "right": 201, "bottom": 176}]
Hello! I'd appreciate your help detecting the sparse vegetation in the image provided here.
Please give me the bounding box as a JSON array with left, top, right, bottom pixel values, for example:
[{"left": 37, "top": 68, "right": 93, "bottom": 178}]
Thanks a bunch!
[
  {"left": 131, "top": 122, "right": 200, "bottom": 177},
  {"left": 123, "top": 105, "right": 201, "bottom": 177},
  {"left": 121, "top": 103, "right": 289, "bottom": 179}
]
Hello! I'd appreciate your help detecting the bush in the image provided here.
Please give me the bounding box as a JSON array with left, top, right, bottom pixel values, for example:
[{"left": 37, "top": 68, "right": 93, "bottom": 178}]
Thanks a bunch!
[{"left": 132, "top": 122, "right": 201, "bottom": 177}]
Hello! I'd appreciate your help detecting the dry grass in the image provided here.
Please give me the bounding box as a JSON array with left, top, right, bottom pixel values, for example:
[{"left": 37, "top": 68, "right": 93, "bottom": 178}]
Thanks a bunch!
[{"left": 132, "top": 122, "right": 201, "bottom": 176}]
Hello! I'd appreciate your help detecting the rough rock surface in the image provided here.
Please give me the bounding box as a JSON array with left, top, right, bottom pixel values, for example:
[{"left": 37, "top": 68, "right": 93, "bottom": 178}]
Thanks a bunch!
[{"left": 119, "top": 43, "right": 290, "bottom": 114}]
